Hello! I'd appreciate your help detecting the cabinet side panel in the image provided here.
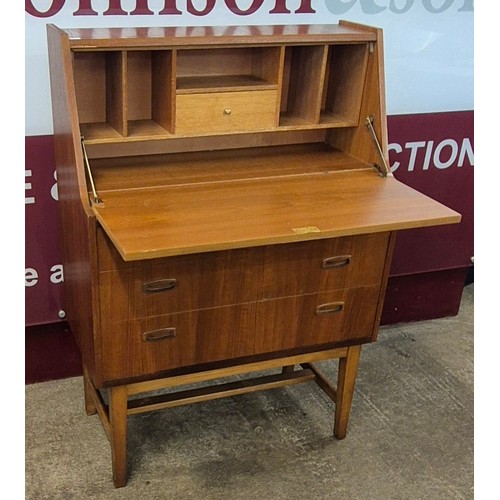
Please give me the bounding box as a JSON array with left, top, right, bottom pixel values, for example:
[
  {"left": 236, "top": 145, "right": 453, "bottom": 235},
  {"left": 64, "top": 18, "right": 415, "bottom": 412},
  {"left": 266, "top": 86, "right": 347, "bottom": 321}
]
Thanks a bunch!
[
  {"left": 370, "top": 231, "right": 397, "bottom": 341},
  {"left": 47, "top": 25, "right": 101, "bottom": 385},
  {"left": 326, "top": 23, "right": 388, "bottom": 166}
]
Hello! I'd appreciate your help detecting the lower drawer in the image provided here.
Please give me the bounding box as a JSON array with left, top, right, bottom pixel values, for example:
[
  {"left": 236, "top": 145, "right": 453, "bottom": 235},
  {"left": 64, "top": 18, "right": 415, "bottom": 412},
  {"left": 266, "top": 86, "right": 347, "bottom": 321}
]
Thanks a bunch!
[
  {"left": 255, "top": 286, "right": 380, "bottom": 353},
  {"left": 101, "top": 302, "right": 258, "bottom": 381},
  {"left": 99, "top": 286, "right": 379, "bottom": 382}
]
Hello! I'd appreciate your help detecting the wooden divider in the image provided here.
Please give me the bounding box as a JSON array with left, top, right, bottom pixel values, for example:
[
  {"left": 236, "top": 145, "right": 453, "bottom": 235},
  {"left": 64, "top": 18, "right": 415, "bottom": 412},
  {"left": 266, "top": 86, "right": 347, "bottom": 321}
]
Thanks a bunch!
[{"left": 73, "top": 42, "right": 371, "bottom": 144}]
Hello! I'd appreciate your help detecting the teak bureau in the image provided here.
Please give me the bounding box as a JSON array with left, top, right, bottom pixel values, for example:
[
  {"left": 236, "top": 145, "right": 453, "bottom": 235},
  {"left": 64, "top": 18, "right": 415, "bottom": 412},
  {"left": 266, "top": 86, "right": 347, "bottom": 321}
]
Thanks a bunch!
[{"left": 47, "top": 22, "right": 461, "bottom": 487}]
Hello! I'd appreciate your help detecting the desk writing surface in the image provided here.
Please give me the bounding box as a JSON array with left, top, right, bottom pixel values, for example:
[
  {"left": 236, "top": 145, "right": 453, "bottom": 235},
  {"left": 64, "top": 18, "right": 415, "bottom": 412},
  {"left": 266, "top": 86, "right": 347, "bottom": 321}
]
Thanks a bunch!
[{"left": 92, "top": 168, "right": 461, "bottom": 261}]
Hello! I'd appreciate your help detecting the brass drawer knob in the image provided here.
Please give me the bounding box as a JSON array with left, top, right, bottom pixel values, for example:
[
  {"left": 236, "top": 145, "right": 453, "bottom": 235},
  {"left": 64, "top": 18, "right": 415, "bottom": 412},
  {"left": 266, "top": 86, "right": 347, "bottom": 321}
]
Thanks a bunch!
[
  {"left": 143, "top": 327, "right": 176, "bottom": 342},
  {"left": 223, "top": 108, "right": 232, "bottom": 115},
  {"left": 322, "top": 255, "right": 351, "bottom": 269},
  {"left": 316, "top": 302, "right": 344, "bottom": 315},
  {"left": 142, "top": 278, "right": 177, "bottom": 293}
]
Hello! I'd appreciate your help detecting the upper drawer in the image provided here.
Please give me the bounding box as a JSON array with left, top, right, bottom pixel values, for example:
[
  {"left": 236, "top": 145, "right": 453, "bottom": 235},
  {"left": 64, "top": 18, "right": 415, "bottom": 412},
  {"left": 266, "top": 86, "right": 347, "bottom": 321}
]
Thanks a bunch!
[
  {"left": 262, "top": 232, "right": 390, "bottom": 299},
  {"left": 98, "top": 245, "right": 263, "bottom": 320},
  {"left": 175, "top": 90, "right": 277, "bottom": 135}
]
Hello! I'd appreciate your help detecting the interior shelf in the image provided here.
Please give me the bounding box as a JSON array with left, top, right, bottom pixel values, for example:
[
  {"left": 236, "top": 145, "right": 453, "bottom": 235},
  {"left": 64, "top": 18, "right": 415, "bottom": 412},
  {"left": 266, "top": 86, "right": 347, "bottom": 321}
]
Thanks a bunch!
[
  {"left": 278, "top": 113, "right": 357, "bottom": 129},
  {"left": 176, "top": 75, "right": 278, "bottom": 94},
  {"left": 80, "top": 122, "right": 124, "bottom": 142},
  {"left": 127, "top": 120, "right": 172, "bottom": 139},
  {"left": 176, "top": 47, "right": 281, "bottom": 93},
  {"left": 318, "top": 112, "right": 358, "bottom": 128}
]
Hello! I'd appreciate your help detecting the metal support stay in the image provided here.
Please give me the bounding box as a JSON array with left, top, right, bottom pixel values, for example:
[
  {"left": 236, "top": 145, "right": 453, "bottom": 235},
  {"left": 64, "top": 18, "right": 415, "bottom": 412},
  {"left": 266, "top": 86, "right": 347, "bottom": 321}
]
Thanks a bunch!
[
  {"left": 364, "top": 115, "right": 391, "bottom": 178},
  {"left": 81, "top": 135, "right": 102, "bottom": 204}
]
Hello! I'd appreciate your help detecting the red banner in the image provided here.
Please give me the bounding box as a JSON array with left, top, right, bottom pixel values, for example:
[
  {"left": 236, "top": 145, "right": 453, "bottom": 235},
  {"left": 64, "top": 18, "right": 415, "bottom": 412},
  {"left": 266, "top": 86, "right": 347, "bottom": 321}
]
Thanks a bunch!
[
  {"left": 25, "top": 135, "right": 63, "bottom": 325},
  {"left": 388, "top": 111, "right": 474, "bottom": 275}
]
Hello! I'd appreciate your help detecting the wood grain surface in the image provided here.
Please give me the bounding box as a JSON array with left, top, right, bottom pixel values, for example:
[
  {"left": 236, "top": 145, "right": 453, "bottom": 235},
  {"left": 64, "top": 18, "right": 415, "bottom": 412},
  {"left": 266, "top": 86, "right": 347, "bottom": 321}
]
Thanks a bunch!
[
  {"left": 91, "top": 143, "right": 366, "bottom": 191},
  {"left": 48, "top": 20, "right": 464, "bottom": 487},
  {"left": 92, "top": 167, "right": 460, "bottom": 261},
  {"left": 175, "top": 90, "right": 277, "bottom": 134},
  {"left": 66, "top": 24, "right": 377, "bottom": 49},
  {"left": 47, "top": 25, "right": 102, "bottom": 385},
  {"left": 100, "top": 286, "right": 377, "bottom": 381}
]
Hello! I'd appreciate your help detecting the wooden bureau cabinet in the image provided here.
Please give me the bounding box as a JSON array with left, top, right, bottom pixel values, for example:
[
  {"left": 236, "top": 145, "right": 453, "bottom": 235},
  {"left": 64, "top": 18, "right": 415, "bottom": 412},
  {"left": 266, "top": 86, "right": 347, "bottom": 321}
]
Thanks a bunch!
[{"left": 47, "top": 22, "right": 461, "bottom": 487}]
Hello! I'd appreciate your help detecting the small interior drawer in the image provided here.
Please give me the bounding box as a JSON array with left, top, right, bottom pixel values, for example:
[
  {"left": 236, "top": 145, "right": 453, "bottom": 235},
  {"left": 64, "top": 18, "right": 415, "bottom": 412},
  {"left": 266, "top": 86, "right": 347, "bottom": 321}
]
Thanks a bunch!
[
  {"left": 175, "top": 90, "right": 277, "bottom": 135},
  {"left": 262, "top": 233, "right": 390, "bottom": 298}
]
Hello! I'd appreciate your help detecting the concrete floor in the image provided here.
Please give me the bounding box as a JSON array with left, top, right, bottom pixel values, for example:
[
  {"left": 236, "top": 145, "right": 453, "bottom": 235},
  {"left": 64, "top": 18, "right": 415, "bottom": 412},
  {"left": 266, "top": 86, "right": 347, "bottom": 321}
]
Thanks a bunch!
[{"left": 25, "top": 284, "right": 473, "bottom": 500}]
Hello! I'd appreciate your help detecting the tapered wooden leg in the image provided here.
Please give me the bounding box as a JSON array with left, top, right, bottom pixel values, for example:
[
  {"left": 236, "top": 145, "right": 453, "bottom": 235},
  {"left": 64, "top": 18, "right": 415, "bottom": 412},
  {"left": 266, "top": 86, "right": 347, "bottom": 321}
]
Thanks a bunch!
[
  {"left": 109, "top": 386, "right": 128, "bottom": 488},
  {"left": 334, "top": 345, "right": 362, "bottom": 440},
  {"left": 82, "top": 365, "right": 97, "bottom": 416}
]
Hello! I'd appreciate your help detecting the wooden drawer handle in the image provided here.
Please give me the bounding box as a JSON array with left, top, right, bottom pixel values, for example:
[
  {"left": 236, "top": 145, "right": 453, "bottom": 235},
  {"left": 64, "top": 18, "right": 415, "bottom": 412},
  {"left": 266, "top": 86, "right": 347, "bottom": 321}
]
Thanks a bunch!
[
  {"left": 322, "top": 255, "right": 351, "bottom": 269},
  {"left": 143, "top": 328, "right": 176, "bottom": 342},
  {"left": 223, "top": 108, "right": 232, "bottom": 115},
  {"left": 316, "top": 302, "right": 344, "bottom": 315},
  {"left": 142, "top": 278, "right": 177, "bottom": 294}
]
